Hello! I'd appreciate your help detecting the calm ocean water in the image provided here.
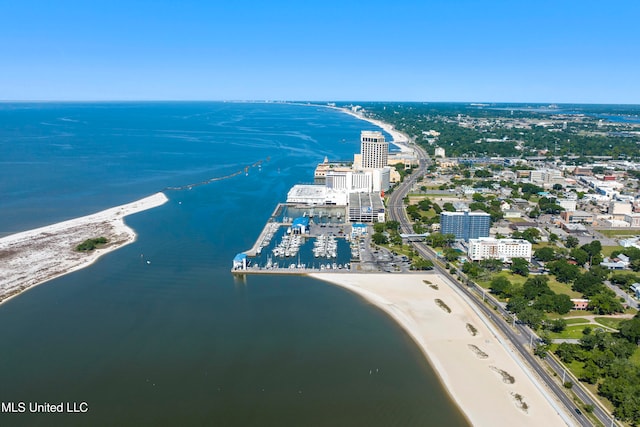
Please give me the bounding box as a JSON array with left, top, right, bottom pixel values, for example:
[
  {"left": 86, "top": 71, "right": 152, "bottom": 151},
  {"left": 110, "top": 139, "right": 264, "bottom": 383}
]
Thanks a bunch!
[{"left": 0, "top": 102, "right": 467, "bottom": 426}]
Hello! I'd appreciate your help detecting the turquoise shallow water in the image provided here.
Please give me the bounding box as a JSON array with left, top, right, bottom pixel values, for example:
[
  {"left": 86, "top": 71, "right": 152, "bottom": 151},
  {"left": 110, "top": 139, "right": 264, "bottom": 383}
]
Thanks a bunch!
[{"left": 0, "top": 102, "right": 468, "bottom": 426}]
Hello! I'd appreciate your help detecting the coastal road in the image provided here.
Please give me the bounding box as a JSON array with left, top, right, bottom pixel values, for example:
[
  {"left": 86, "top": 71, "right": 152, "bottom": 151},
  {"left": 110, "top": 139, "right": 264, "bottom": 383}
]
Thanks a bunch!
[{"left": 385, "top": 139, "right": 617, "bottom": 427}]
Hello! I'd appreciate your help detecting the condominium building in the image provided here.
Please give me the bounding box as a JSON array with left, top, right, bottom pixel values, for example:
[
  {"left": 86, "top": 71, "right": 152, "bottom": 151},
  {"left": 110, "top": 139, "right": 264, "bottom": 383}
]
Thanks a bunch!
[
  {"left": 467, "top": 237, "right": 532, "bottom": 262},
  {"left": 440, "top": 211, "right": 490, "bottom": 241},
  {"left": 360, "top": 131, "right": 388, "bottom": 169}
]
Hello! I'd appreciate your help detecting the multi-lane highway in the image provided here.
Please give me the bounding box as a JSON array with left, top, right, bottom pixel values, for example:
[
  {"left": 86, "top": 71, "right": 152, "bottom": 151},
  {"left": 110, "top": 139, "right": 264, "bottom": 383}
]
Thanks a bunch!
[{"left": 386, "top": 140, "right": 618, "bottom": 427}]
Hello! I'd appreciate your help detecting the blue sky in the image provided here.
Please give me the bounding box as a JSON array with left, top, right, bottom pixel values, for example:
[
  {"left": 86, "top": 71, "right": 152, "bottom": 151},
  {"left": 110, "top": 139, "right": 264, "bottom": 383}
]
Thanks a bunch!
[{"left": 1, "top": 0, "right": 638, "bottom": 103}]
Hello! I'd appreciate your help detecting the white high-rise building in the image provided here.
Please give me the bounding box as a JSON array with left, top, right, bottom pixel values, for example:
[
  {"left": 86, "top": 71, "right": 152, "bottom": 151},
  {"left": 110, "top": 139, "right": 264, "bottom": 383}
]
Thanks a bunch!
[
  {"left": 467, "top": 237, "right": 532, "bottom": 262},
  {"left": 360, "top": 131, "right": 388, "bottom": 169}
]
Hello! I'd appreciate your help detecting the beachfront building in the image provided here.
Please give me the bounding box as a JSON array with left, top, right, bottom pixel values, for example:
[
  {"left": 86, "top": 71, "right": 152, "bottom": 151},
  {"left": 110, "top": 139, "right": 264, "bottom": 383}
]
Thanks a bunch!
[
  {"left": 467, "top": 237, "right": 532, "bottom": 262},
  {"left": 360, "top": 131, "right": 388, "bottom": 169},
  {"left": 440, "top": 211, "right": 490, "bottom": 241},
  {"left": 325, "top": 169, "right": 391, "bottom": 193},
  {"left": 313, "top": 156, "right": 354, "bottom": 183},
  {"left": 286, "top": 185, "right": 348, "bottom": 205}
]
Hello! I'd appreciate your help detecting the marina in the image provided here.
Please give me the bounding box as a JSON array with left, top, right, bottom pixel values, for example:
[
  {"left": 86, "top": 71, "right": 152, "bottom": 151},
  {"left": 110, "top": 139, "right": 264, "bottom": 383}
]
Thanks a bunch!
[{"left": 232, "top": 203, "right": 359, "bottom": 274}]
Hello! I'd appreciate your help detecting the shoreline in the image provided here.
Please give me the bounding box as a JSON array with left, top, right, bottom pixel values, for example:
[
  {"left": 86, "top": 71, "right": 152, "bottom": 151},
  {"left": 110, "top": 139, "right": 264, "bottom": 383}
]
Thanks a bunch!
[
  {"left": 310, "top": 273, "right": 574, "bottom": 427},
  {"left": 330, "top": 105, "right": 413, "bottom": 153},
  {"left": 0, "top": 192, "right": 169, "bottom": 306}
]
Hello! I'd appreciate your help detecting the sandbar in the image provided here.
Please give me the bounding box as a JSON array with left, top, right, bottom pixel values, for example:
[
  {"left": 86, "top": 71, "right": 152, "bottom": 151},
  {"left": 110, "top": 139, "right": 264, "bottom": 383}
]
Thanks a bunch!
[
  {"left": 0, "top": 192, "right": 169, "bottom": 305},
  {"left": 310, "top": 272, "right": 575, "bottom": 426}
]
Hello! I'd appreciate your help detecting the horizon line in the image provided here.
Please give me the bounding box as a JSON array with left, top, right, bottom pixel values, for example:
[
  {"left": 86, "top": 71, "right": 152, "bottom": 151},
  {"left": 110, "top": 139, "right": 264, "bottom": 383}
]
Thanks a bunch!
[{"left": 1, "top": 99, "right": 640, "bottom": 106}]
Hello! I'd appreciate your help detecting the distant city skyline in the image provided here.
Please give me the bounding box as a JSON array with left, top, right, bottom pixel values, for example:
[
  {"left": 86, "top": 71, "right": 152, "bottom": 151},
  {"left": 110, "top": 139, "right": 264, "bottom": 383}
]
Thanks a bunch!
[{"left": 1, "top": 0, "right": 638, "bottom": 103}]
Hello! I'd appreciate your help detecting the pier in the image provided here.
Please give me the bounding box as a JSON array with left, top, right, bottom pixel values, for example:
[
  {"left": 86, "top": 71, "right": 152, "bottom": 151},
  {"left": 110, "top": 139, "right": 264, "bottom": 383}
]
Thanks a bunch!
[{"left": 232, "top": 203, "right": 357, "bottom": 275}]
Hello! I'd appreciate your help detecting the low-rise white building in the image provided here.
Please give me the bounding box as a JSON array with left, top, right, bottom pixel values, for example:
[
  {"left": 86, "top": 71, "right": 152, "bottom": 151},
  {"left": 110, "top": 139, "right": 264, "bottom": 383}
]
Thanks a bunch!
[
  {"left": 286, "top": 185, "right": 348, "bottom": 205},
  {"left": 557, "top": 198, "right": 577, "bottom": 212},
  {"left": 625, "top": 213, "right": 640, "bottom": 227},
  {"left": 467, "top": 237, "right": 532, "bottom": 262}
]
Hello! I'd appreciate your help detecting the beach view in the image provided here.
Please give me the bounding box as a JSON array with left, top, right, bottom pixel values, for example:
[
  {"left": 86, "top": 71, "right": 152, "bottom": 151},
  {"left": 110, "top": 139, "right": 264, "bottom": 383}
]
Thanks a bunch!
[{"left": 1, "top": 1, "right": 639, "bottom": 426}]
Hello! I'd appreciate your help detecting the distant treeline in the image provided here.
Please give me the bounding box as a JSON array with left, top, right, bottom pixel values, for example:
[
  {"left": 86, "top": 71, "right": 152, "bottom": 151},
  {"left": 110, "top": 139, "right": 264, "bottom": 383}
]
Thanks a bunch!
[{"left": 345, "top": 102, "right": 640, "bottom": 159}]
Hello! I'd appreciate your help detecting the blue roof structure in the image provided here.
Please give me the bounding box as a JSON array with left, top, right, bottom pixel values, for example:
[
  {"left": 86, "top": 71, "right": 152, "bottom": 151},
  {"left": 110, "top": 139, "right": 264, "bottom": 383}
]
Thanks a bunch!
[
  {"left": 233, "top": 253, "right": 247, "bottom": 262},
  {"left": 292, "top": 217, "right": 310, "bottom": 228}
]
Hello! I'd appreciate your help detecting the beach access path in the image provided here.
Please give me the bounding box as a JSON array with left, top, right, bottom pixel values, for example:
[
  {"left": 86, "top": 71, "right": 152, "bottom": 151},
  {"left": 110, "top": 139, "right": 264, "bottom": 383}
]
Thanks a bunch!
[
  {"left": 311, "top": 273, "right": 576, "bottom": 427},
  {"left": 0, "top": 192, "right": 168, "bottom": 305}
]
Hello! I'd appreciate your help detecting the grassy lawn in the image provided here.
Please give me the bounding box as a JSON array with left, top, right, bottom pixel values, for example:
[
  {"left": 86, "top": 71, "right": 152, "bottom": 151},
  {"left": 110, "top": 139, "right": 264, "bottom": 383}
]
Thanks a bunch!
[
  {"left": 547, "top": 325, "right": 589, "bottom": 340},
  {"left": 565, "top": 360, "right": 585, "bottom": 378},
  {"left": 564, "top": 317, "right": 590, "bottom": 325},
  {"left": 476, "top": 270, "right": 582, "bottom": 298},
  {"left": 593, "top": 317, "right": 624, "bottom": 330},
  {"left": 601, "top": 245, "right": 624, "bottom": 257},
  {"left": 532, "top": 242, "right": 556, "bottom": 250},
  {"left": 598, "top": 229, "right": 640, "bottom": 238},
  {"left": 547, "top": 277, "right": 583, "bottom": 299}
]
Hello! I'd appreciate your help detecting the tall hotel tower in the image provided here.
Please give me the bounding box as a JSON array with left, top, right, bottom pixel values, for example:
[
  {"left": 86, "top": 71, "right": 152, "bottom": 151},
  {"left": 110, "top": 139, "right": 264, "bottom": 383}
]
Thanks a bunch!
[{"left": 360, "top": 131, "right": 388, "bottom": 169}]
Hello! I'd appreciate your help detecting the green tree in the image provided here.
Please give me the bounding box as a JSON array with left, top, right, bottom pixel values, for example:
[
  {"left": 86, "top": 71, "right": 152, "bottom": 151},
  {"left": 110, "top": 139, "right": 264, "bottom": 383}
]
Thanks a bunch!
[
  {"left": 565, "top": 236, "right": 579, "bottom": 248},
  {"left": 510, "top": 258, "right": 529, "bottom": 276},
  {"left": 479, "top": 258, "right": 503, "bottom": 272},
  {"left": 570, "top": 247, "right": 590, "bottom": 266},
  {"left": 572, "top": 271, "right": 605, "bottom": 297},
  {"left": 372, "top": 232, "right": 388, "bottom": 245},
  {"left": 588, "top": 290, "right": 624, "bottom": 315},
  {"left": 555, "top": 342, "right": 580, "bottom": 363},
  {"left": 618, "top": 316, "right": 640, "bottom": 344},
  {"left": 547, "top": 318, "right": 567, "bottom": 333},
  {"left": 521, "top": 228, "right": 541, "bottom": 243},
  {"left": 518, "top": 307, "right": 545, "bottom": 329},
  {"left": 462, "top": 261, "right": 482, "bottom": 278},
  {"left": 534, "top": 246, "right": 555, "bottom": 262},
  {"left": 547, "top": 259, "right": 580, "bottom": 283},
  {"left": 442, "top": 202, "right": 456, "bottom": 212},
  {"left": 472, "top": 192, "right": 485, "bottom": 202},
  {"left": 385, "top": 221, "right": 400, "bottom": 232},
  {"left": 523, "top": 276, "right": 552, "bottom": 300},
  {"left": 506, "top": 295, "right": 528, "bottom": 314},
  {"left": 443, "top": 248, "right": 459, "bottom": 262},
  {"left": 489, "top": 276, "right": 512, "bottom": 296},
  {"left": 552, "top": 294, "right": 574, "bottom": 315}
]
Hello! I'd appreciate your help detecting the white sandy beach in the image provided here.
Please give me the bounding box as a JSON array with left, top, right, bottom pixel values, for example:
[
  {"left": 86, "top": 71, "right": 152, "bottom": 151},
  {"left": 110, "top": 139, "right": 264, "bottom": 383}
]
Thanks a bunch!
[
  {"left": 311, "top": 273, "right": 575, "bottom": 427},
  {"left": 336, "top": 107, "right": 413, "bottom": 152},
  {"left": 0, "top": 192, "right": 169, "bottom": 305}
]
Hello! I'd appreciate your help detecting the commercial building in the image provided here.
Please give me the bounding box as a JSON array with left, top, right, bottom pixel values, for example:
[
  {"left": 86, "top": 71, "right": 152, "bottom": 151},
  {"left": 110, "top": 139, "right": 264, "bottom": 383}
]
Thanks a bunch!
[
  {"left": 348, "top": 192, "right": 385, "bottom": 223},
  {"left": 286, "top": 185, "right": 348, "bottom": 205},
  {"left": 557, "top": 198, "right": 577, "bottom": 212},
  {"left": 360, "top": 131, "right": 388, "bottom": 169},
  {"left": 561, "top": 210, "right": 595, "bottom": 224},
  {"left": 624, "top": 213, "right": 640, "bottom": 227},
  {"left": 610, "top": 201, "right": 633, "bottom": 216},
  {"left": 440, "top": 211, "right": 490, "bottom": 241},
  {"left": 467, "top": 237, "right": 532, "bottom": 262}
]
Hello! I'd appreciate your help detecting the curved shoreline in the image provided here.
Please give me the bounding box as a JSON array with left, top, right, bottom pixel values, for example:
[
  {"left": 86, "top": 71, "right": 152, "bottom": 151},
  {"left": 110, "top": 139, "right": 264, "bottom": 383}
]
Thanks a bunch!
[
  {"left": 311, "top": 273, "right": 574, "bottom": 427},
  {"left": 0, "top": 192, "right": 169, "bottom": 306}
]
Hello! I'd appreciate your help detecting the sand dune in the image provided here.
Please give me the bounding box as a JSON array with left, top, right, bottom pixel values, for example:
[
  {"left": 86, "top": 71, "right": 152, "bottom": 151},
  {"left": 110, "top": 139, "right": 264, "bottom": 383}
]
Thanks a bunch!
[{"left": 0, "top": 192, "right": 168, "bottom": 305}]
